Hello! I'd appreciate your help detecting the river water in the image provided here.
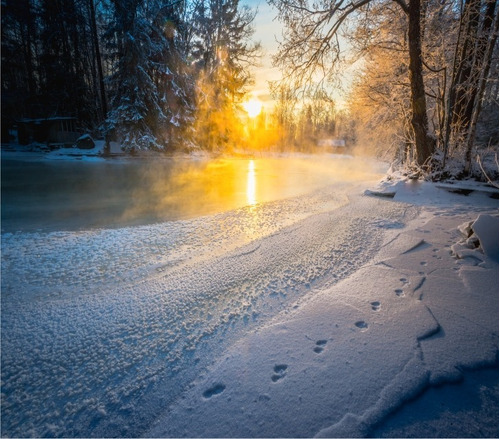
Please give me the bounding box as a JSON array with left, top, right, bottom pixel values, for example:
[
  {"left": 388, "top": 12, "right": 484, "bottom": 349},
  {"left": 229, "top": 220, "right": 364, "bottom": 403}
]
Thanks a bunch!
[{"left": 1, "top": 154, "right": 387, "bottom": 232}]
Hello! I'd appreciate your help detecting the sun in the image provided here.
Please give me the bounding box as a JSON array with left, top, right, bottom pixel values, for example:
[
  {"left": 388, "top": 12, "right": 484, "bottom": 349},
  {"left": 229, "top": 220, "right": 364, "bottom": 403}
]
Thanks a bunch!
[{"left": 243, "top": 98, "right": 262, "bottom": 118}]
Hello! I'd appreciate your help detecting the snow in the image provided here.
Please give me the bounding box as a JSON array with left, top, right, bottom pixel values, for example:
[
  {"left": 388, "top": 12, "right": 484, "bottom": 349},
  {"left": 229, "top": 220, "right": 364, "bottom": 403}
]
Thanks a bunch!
[
  {"left": 1, "top": 167, "right": 498, "bottom": 437},
  {"left": 472, "top": 214, "right": 499, "bottom": 261},
  {"left": 42, "top": 140, "right": 122, "bottom": 161},
  {"left": 147, "top": 179, "right": 498, "bottom": 438}
]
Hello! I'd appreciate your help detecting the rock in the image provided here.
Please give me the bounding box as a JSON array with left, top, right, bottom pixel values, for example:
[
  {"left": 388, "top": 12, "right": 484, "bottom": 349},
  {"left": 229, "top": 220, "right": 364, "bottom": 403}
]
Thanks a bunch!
[
  {"left": 364, "top": 189, "right": 396, "bottom": 198},
  {"left": 458, "top": 221, "right": 473, "bottom": 238},
  {"left": 75, "top": 134, "right": 95, "bottom": 149},
  {"left": 471, "top": 215, "right": 499, "bottom": 262}
]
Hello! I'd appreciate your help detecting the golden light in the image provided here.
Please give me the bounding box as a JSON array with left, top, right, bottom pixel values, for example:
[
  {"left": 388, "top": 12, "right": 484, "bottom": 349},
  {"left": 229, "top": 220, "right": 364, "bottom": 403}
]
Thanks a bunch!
[
  {"left": 243, "top": 99, "right": 262, "bottom": 118},
  {"left": 246, "top": 160, "right": 256, "bottom": 206}
]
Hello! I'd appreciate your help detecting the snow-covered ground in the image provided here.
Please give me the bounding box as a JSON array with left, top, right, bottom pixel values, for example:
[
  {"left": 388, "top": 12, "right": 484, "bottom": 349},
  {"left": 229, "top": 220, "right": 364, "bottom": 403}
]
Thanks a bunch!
[{"left": 1, "top": 161, "right": 498, "bottom": 437}]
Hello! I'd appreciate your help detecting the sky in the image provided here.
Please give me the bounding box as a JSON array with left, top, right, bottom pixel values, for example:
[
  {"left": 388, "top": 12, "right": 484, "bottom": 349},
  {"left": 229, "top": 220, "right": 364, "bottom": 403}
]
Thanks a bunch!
[
  {"left": 242, "top": 0, "right": 284, "bottom": 110},
  {"left": 242, "top": 0, "right": 352, "bottom": 112}
]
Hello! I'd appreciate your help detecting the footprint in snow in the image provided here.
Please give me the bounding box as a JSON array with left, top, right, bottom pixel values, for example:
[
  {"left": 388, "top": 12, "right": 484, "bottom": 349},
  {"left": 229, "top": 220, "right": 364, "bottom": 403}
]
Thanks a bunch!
[
  {"left": 314, "top": 340, "right": 327, "bottom": 354},
  {"left": 395, "top": 289, "right": 405, "bottom": 297},
  {"left": 202, "top": 383, "right": 226, "bottom": 399},
  {"left": 271, "top": 364, "right": 288, "bottom": 382},
  {"left": 355, "top": 321, "right": 368, "bottom": 331},
  {"left": 371, "top": 301, "right": 381, "bottom": 311}
]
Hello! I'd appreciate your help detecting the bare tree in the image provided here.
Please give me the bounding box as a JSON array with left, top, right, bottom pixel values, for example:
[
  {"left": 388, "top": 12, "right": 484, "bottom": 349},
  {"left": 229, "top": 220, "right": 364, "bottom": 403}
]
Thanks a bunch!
[
  {"left": 270, "top": 81, "right": 298, "bottom": 150},
  {"left": 347, "top": 10, "right": 412, "bottom": 160},
  {"left": 269, "top": 0, "right": 436, "bottom": 165},
  {"left": 464, "top": 3, "right": 499, "bottom": 173}
]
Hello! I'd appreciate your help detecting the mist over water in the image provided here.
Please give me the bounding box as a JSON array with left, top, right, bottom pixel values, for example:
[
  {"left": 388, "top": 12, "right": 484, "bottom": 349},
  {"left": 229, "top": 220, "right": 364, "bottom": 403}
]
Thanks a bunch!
[{"left": 1, "top": 154, "right": 387, "bottom": 233}]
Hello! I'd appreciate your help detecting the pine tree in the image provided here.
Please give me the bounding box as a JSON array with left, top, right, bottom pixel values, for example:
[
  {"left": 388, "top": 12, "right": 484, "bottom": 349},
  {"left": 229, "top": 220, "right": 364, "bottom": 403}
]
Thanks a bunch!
[
  {"left": 106, "top": 0, "right": 194, "bottom": 152},
  {"left": 149, "top": 0, "right": 195, "bottom": 148},
  {"left": 191, "top": 0, "right": 259, "bottom": 150}
]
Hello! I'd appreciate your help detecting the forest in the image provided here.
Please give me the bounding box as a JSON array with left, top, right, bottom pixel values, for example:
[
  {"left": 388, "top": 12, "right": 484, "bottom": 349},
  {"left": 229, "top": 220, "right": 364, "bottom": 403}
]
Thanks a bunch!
[{"left": 1, "top": 0, "right": 499, "bottom": 177}]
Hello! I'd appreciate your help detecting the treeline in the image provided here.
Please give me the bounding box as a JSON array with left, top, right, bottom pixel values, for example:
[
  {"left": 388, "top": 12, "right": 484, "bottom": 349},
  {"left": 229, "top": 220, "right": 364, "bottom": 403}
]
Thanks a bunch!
[
  {"left": 267, "top": 85, "right": 353, "bottom": 152},
  {"left": 271, "top": 0, "right": 498, "bottom": 175},
  {"left": 1, "top": 0, "right": 259, "bottom": 152}
]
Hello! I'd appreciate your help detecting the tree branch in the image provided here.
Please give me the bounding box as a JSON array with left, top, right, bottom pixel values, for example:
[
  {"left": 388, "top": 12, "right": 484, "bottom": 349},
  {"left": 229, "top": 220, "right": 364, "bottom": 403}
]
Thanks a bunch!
[
  {"left": 392, "top": 0, "right": 409, "bottom": 15},
  {"left": 422, "top": 58, "right": 446, "bottom": 73}
]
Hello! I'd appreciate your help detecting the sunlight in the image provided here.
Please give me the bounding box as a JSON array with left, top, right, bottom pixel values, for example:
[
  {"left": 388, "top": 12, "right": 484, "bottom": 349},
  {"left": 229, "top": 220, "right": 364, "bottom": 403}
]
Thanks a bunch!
[
  {"left": 243, "top": 99, "right": 262, "bottom": 118},
  {"left": 246, "top": 160, "right": 256, "bottom": 205}
]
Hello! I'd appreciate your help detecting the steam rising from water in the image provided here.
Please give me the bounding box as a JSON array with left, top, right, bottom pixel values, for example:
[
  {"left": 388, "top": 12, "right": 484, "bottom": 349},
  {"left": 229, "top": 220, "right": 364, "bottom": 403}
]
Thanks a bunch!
[
  {"left": 2, "top": 154, "right": 387, "bottom": 233},
  {"left": 120, "top": 154, "right": 387, "bottom": 223}
]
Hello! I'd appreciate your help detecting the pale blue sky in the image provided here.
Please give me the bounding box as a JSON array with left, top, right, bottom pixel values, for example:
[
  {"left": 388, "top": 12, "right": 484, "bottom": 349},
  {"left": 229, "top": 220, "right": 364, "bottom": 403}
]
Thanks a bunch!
[
  {"left": 242, "top": 0, "right": 351, "bottom": 110},
  {"left": 242, "top": 0, "right": 283, "bottom": 108}
]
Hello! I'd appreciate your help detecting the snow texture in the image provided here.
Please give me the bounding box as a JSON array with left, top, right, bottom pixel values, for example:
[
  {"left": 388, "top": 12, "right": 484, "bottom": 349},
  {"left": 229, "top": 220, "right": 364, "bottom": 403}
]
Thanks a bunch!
[
  {"left": 148, "top": 180, "right": 498, "bottom": 438},
  {"left": 1, "top": 173, "right": 498, "bottom": 438}
]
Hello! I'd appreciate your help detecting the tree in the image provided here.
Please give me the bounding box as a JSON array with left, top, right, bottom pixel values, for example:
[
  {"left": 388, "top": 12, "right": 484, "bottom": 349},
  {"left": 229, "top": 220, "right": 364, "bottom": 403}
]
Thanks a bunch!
[
  {"left": 106, "top": 0, "right": 159, "bottom": 151},
  {"left": 346, "top": 0, "right": 498, "bottom": 173},
  {"left": 407, "top": 0, "right": 436, "bottom": 165},
  {"left": 1, "top": 0, "right": 260, "bottom": 151},
  {"left": 463, "top": 2, "right": 498, "bottom": 173},
  {"left": 443, "top": 0, "right": 498, "bottom": 169},
  {"left": 269, "top": 82, "right": 298, "bottom": 150},
  {"left": 106, "top": 0, "right": 194, "bottom": 151},
  {"left": 269, "top": 0, "right": 436, "bottom": 166},
  {"left": 88, "top": 0, "right": 108, "bottom": 121},
  {"left": 347, "top": 13, "right": 412, "bottom": 160},
  {"left": 149, "top": 0, "right": 195, "bottom": 147},
  {"left": 1, "top": 0, "right": 109, "bottom": 130},
  {"left": 190, "top": 0, "right": 260, "bottom": 150},
  {"left": 1, "top": 0, "right": 40, "bottom": 132}
]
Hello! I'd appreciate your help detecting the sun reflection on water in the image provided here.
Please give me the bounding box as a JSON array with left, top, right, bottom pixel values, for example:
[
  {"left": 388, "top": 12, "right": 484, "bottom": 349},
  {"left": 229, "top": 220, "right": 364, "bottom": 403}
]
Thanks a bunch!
[{"left": 246, "top": 160, "right": 256, "bottom": 206}]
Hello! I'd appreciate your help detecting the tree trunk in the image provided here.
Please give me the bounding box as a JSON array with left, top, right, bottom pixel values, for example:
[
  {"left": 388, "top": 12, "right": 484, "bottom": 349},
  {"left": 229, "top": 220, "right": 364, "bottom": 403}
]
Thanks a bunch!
[
  {"left": 21, "top": 0, "right": 37, "bottom": 98},
  {"left": 461, "top": 0, "right": 497, "bottom": 127},
  {"left": 464, "top": 4, "right": 498, "bottom": 174},
  {"left": 89, "top": 0, "right": 107, "bottom": 120},
  {"left": 451, "top": 0, "right": 481, "bottom": 129},
  {"left": 442, "top": 0, "right": 469, "bottom": 165},
  {"left": 408, "top": 0, "right": 435, "bottom": 166},
  {"left": 443, "top": 0, "right": 496, "bottom": 164}
]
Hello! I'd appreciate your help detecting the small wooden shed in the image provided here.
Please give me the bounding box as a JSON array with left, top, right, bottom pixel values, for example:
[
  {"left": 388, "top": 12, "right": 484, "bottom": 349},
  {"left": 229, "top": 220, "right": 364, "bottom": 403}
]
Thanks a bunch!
[{"left": 17, "top": 117, "right": 79, "bottom": 147}]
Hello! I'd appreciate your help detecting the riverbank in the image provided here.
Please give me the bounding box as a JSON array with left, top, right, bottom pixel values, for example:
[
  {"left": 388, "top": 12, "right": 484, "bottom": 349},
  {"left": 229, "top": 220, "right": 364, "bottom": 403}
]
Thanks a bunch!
[
  {"left": 147, "top": 178, "right": 498, "bottom": 438},
  {"left": 1, "top": 169, "right": 497, "bottom": 437}
]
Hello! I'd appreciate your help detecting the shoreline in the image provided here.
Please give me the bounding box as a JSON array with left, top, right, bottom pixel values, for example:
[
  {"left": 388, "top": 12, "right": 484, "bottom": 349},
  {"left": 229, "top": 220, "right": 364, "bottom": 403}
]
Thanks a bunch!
[
  {"left": 146, "top": 180, "right": 498, "bottom": 438},
  {"left": 1, "top": 177, "right": 497, "bottom": 437}
]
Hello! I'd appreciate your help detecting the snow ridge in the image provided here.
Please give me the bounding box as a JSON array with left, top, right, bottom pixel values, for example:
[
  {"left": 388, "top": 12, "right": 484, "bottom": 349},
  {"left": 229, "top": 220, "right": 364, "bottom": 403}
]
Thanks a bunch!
[
  {"left": 146, "top": 182, "right": 498, "bottom": 438},
  {"left": 1, "top": 183, "right": 410, "bottom": 437},
  {"left": 2, "top": 180, "right": 497, "bottom": 438}
]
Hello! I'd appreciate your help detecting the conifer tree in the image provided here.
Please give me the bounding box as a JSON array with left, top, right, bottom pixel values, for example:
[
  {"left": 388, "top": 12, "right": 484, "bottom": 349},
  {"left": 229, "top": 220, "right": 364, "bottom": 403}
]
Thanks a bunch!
[
  {"left": 191, "top": 0, "right": 260, "bottom": 150},
  {"left": 106, "top": 0, "right": 193, "bottom": 151}
]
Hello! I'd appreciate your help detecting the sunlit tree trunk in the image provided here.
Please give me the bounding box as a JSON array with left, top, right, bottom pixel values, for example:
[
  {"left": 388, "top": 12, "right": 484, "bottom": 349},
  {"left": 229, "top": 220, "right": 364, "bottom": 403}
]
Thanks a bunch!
[{"left": 407, "top": 0, "right": 435, "bottom": 166}]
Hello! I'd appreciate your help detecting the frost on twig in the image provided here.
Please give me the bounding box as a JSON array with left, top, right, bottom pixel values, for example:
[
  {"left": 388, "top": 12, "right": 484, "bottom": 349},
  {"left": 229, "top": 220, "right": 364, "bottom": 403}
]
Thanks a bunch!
[{"left": 476, "top": 152, "right": 499, "bottom": 189}]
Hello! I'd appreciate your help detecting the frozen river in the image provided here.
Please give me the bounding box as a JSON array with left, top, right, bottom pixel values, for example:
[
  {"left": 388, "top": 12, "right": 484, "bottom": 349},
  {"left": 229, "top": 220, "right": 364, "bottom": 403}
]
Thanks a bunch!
[
  {"left": 1, "top": 154, "right": 386, "bottom": 232},
  {"left": 1, "top": 154, "right": 407, "bottom": 437}
]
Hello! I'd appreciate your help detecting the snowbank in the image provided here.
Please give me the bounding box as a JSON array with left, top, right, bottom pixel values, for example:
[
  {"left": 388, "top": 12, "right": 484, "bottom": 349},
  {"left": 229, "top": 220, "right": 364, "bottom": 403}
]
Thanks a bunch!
[
  {"left": 1, "top": 175, "right": 498, "bottom": 438},
  {"left": 147, "top": 179, "right": 498, "bottom": 438},
  {"left": 44, "top": 139, "right": 119, "bottom": 161}
]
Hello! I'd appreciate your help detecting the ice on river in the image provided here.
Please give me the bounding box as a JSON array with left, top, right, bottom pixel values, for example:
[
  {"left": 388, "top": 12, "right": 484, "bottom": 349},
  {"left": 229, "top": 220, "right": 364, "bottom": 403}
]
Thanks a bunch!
[{"left": 1, "top": 174, "right": 498, "bottom": 437}]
